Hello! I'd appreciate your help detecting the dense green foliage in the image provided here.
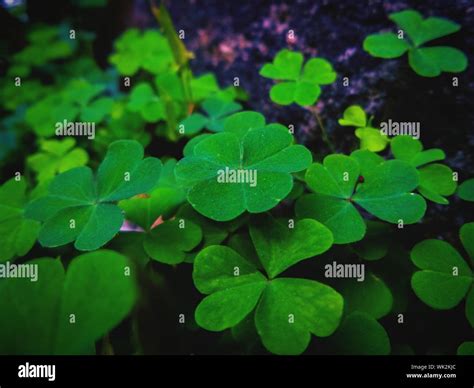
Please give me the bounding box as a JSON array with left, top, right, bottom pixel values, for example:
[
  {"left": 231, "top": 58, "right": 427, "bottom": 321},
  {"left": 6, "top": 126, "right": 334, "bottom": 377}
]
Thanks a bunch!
[{"left": 0, "top": 4, "right": 471, "bottom": 356}]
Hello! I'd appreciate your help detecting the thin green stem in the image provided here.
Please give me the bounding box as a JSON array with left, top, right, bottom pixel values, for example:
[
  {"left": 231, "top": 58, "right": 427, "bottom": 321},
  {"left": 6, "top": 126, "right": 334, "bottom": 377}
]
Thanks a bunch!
[{"left": 313, "top": 109, "right": 335, "bottom": 153}]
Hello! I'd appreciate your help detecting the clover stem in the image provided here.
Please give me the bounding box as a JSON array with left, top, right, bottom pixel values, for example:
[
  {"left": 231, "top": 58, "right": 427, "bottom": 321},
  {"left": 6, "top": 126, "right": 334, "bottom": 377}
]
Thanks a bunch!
[
  {"left": 101, "top": 333, "right": 115, "bottom": 355},
  {"left": 313, "top": 109, "right": 335, "bottom": 153}
]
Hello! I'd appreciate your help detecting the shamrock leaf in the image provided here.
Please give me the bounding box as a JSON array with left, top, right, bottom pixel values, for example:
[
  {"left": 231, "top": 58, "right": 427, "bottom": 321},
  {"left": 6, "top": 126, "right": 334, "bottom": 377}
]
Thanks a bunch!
[
  {"left": 338, "top": 105, "right": 389, "bottom": 152},
  {"left": 27, "top": 138, "right": 89, "bottom": 183},
  {"left": 410, "top": 223, "right": 474, "bottom": 327},
  {"left": 25, "top": 79, "right": 113, "bottom": 136},
  {"left": 178, "top": 98, "right": 242, "bottom": 135},
  {"left": 175, "top": 111, "right": 312, "bottom": 221},
  {"left": 1, "top": 79, "right": 50, "bottom": 111},
  {"left": 351, "top": 221, "right": 392, "bottom": 261},
  {"left": 95, "top": 109, "right": 150, "bottom": 154},
  {"left": 336, "top": 272, "right": 393, "bottom": 319},
  {"left": 119, "top": 159, "right": 186, "bottom": 230},
  {"left": 457, "top": 342, "right": 474, "bottom": 355},
  {"left": 127, "top": 83, "right": 166, "bottom": 123},
  {"left": 296, "top": 155, "right": 426, "bottom": 244},
  {"left": 418, "top": 164, "right": 457, "bottom": 205},
  {"left": 458, "top": 178, "right": 474, "bottom": 202},
  {"left": 109, "top": 29, "right": 174, "bottom": 76},
  {"left": 391, "top": 135, "right": 445, "bottom": 167},
  {"left": 338, "top": 105, "right": 367, "bottom": 127},
  {"left": 260, "top": 49, "right": 336, "bottom": 106},
  {"left": 193, "top": 222, "right": 342, "bottom": 355},
  {"left": 363, "top": 10, "right": 468, "bottom": 77},
  {"left": 355, "top": 127, "right": 389, "bottom": 152},
  {"left": 190, "top": 74, "right": 220, "bottom": 102},
  {"left": 118, "top": 159, "right": 203, "bottom": 265},
  {"left": 391, "top": 136, "right": 456, "bottom": 204},
  {"left": 59, "top": 79, "right": 113, "bottom": 123},
  {"left": 8, "top": 25, "right": 75, "bottom": 77},
  {"left": 25, "top": 140, "right": 162, "bottom": 251},
  {"left": 143, "top": 219, "right": 202, "bottom": 264},
  {"left": 326, "top": 312, "right": 391, "bottom": 355},
  {"left": 249, "top": 214, "right": 333, "bottom": 278},
  {"left": 0, "top": 250, "right": 137, "bottom": 355},
  {"left": 0, "top": 178, "right": 40, "bottom": 262},
  {"left": 350, "top": 149, "right": 384, "bottom": 176},
  {"left": 177, "top": 203, "right": 239, "bottom": 249}
]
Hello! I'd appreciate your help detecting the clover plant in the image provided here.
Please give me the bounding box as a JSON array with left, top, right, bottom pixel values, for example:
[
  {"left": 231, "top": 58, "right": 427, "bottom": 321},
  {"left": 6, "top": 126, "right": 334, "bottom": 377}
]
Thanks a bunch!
[
  {"left": 410, "top": 223, "right": 474, "bottom": 327},
  {"left": 0, "top": 250, "right": 137, "bottom": 354},
  {"left": 25, "top": 140, "right": 161, "bottom": 250},
  {"left": 338, "top": 105, "right": 389, "bottom": 152},
  {"left": 175, "top": 111, "right": 312, "bottom": 221},
  {"left": 391, "top": 135, "right": 457, "bottom": 204},
  {"left": 0, "top": 178, "right": 40, "bottom": 262},
  {"left": 364, "top": 10, "right": 468, "bottom": 77},
  {"left": 193, "top": 214, "right": 341, "bottom": 355},
  {"left": 0, "top": 3, "right": 471, "bottom": 358},
  {"left": 27, "top": 138, "right": 89, "bottom": 184},
  {"left": 260, "top": 49, "right": 336, "bottom": 106},
  {"left": 296, "top": 154, "right": 426, "bottom": 243}
]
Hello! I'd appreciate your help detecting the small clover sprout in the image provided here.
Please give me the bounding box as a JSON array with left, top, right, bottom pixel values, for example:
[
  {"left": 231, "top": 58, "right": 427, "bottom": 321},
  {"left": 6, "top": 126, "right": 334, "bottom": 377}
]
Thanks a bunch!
[
  {"left": 338, "top": 105, "right": 389, "bottom": 152},
  {"left": 260, "top": 49, "right": 336, "bottom": 106}
]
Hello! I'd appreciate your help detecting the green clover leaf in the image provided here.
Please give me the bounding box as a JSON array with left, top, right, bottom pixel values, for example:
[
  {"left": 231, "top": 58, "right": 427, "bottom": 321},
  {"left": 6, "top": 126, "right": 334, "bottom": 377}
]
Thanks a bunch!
[
  {"left": 363, "top": 10, "right": 468, "bottom": 77},
  {"left": 351, "top": 221, "right": 392, "bottom": 261},
  {"left": 193, "top": 216, "right": 341, "bottom": 355},
  {"left": 418, "top": 164, "right": 457, "bottom": 205},
  {"left": 94, "top": 108, "right": 150, "bottom": 154},
  {"left": 109, "top": 29, "right": 174, "bottom": 76},
  {"left": 457, "top": 342, "right": 474, "bottom": 355},
  {"left": 178, "top": 98, "right": 242, "bottom": 135},
  {"left": 25, "top": 79, "right": 113, "bottom": 136},
  {"left": 25, "top": 140, "right": 162, "bottom": 251},
  {"left": 0, "top": 178, "right": 40, "bottom": 262},
  {"left": 0, "top": 250, "right": 137, "bottom": 354},
  {"left": 249, "top": 214, "right": 333, "bottom": 278},
  {"left": 127, "top": 83, "right": 166, "bottom": 123},
  {"left": 260, "top": 49, "right": 336, "bottom": 106},
  {"left": 175, "top": 111, "right": 312, "bottom": 221},
  {"left": 338, "top": 105, "right": 389, "bottom": 152},
  {"left": 326, "top": 312, "right": 391, "bottom": 355},
  {"left": 336, "top": 271, "right": 393, "bottom": 319},
  {"left": 296, "top": 155, "right": 426, "bottom": 244},
  {"left": 190, "top": 73, "right": 220, "bottom": 102},
  {"left": 177, "top": 203, "right": 242, "bottom": 251},
  {"left": 27, "top": 138, "right": 89, "bottom": 183},
  {"left": 143, "top": 219, "right": 202, "bottom": 264},
  {"left": 8, "top": 25, "right": 74, "bottom": 77},
  {"left": 458, "top": 178, "right": 474, "bottom": 202},
  {"left": 350, "top": 149, "right": 384, "bottom": 176},
  {"left": 391, "top": 135, "right": 445, "bottom": 167},
  {"left": 391, "top": 136, "right": 456, "bottom": 204},
  {"left": 119, "top": 159, "right": 186, "bottom": 230},
  {"left": 0, "top": 79, "right": 50, "bottom": 112},
  {"left": 410, "top": 223, "right": 474, "bottom": 327},
  {"left": 118, "top": 159, "right": 203, "bottom": 265}
]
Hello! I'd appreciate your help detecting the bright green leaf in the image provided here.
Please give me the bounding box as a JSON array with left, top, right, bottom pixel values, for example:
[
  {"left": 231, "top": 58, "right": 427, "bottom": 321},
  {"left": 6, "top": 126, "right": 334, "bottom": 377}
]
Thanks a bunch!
[{"left": 25, "top": 140, "right": 162, "bottom": 250}]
